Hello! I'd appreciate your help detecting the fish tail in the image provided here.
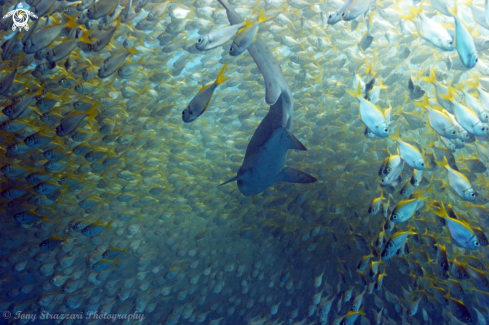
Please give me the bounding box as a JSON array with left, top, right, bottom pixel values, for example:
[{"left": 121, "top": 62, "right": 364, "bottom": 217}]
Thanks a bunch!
[
  {"left": 431, "top": 200, "right": 447, "bottom": 218},
  {"left": 128, "top": 46, "right": 139, "bottom": 56},
  {"left": 399, "top": 8, "right": 416, "bottom": 20},
  {"left": 116, "top": 15, "right": 121, "bottom": 29},
  {"left": 435, "top": 156, "right": 450, "bottom": 169},
  {"left": 359, "top": 305, "right": 366, "bottom": 316},
  {"left": 390, "top": 126, "right": 401, "bottom": 142},
  {"left": 439, "top": 86, "right": 455, "bottom": 102},
  {"left": 79, "top": 30, "right": 91, "bottom": 44},
  {"left": 410, "top": 5, "right": 423, "bottom": 15},
  {"left": 35, "top": 82, "right": 46, "bottom": 97},
  {"left": 258, "top": 8, "right": 271, "bottom": 24},
  {"left": 215, "top": 63, "right": 229, "bottom": 86},
  {"left": 413, "top": 94, "right": 430, "bottom": 109},
  {"left": 346, "top": 82, "right": 362, "bottom": 98},
  {"left": 365, "top": 62, "right": 373, "bottom": 76},
  {"left": 421, "top": 69, "right": 437, "bottom": 83},
  {"left": 64, "top": 13, "right": 79, "bottom": 29}
]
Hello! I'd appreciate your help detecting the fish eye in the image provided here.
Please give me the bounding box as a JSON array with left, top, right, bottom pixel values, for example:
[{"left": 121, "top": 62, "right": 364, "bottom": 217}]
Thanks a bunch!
[
  {"left": 342, "top": 13, "right": 345, "bottom": 16},
  {"left": 230, "top": 46, "right": 234, "bottom": 51},
  {"left": 198, "top": 38, "right": 203, "bottom": 43},
  {"left": 384, "top": 128, "right": 388, "bottom": 133},
  {"left": 476, "top": 58, "right": 479, "bottom": 63},
  {"left": 328, "top": 15, "right": 332, "bottom": 18},
  {"left": 476, "top": 241, "right": 480, "bottom": 246},
  {"left": 449, "top": 41, "right": 453, "bottom": 45},
  {"left": 451, "top": 131, "right": 456, "bottom": 135},
  {"left": 471, "top": 193, "right": 476, "bottom": 197}
]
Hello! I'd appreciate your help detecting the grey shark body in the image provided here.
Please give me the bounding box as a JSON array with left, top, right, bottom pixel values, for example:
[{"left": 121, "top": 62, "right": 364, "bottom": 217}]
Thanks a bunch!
[{"left": 218, "top": 0, "right": 316, "bottom": 196}]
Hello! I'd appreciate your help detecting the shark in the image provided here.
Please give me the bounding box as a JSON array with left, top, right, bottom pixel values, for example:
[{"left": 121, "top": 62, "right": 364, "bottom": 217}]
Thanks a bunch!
[{"left": 218, "top": 0, "right": 316, "bottom": 196}]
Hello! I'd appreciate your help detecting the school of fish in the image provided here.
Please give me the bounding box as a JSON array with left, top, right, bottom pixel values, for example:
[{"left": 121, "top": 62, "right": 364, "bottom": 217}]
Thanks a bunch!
[{"left": 4, "top": 0, "right": 489, "bottom": 324}]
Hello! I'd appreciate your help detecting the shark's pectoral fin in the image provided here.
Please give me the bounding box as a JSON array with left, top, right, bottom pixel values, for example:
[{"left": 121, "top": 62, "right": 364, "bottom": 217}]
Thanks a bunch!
[
  {"left": 277, "top": 167, "right": 317, "bottom": 183},
  {"left": 219, "top": 175, "right": 240, "bottom": 186},
  {"left": 282, "top": 127, "right": 307, "bottom": 151}
]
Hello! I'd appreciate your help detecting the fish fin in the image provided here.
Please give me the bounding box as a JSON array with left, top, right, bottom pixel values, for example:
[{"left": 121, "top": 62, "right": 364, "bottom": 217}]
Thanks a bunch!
[
  {"left": 64, "top": 13, "right": 79, "bottom": 29},
  {"left": 197, "top": 83, "right": 212, "bottom": 94},
  {"left": 365, "top": 62, "right": 374, "bottom": 76},
  {"left": 277, "top": 167, "right": 317, "bottom": 183},
  {"left": 281, "top": 127, "right": 307, "bottom": 151},
  {"left": 435, "top": 156, "right": 450, "bottom": 169},
  {"left": 467, "top": 78, "right": 479, "bottom": 90},
  {"left": 421, "top": 69, "right": 437, "bottom": 83},
  {"left": 115, "top": 15, "right": 121, "bottom": 29},
  {"left": 413, "top": 94, "right": 430, "bottom": 109},
  {"left": 439, "top": 86, "right": 455, "bottom": 101},
  {"left": 219, "top": 175, "right": 240, "bottom": 186},
  {"left": 79, "top": 31, "right": 91, "bottom": 44},
  {"left": 346, "top": 82, "right": 362, "bottom": 99},
  {"left": 258, "top": 8, "right": 271, "bottom": 24},
  {"left": 399, "top": 8, "right": 415, "bottom": 20},
  {"left": 237, "top": 19, "right": 254, "bottom": 36},
  {"left": 128, "top": 46, "right": 138, "bottom": 56},
  {"left": 390, "top": 126, "right": 401, "bottom": 142},
  {"left": 215, "top": 63, "right": 229, "bottom": 86}
]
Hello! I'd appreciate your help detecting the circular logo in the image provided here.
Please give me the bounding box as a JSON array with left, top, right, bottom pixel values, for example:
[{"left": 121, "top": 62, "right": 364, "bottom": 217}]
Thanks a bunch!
[
  {"left": 3, "top": 3, "right": 37, "bottom": 32},
  {"left": 13, "top": 9, "right": 29, "bottom": 30}
]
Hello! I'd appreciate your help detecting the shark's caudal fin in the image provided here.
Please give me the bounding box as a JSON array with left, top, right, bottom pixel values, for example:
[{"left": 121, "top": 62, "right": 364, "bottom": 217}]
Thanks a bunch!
[
  {"left": 278, "top": 167, "right": 317, "bottom": 183},
  {"left": 280, "top": 127, "right": 307, "bottom": 151}
]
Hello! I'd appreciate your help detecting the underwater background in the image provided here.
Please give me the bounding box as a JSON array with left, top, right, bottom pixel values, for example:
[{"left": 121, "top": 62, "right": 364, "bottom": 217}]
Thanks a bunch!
[{"left": 1, "top": 0, "right": 489, "bottom": 324}]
